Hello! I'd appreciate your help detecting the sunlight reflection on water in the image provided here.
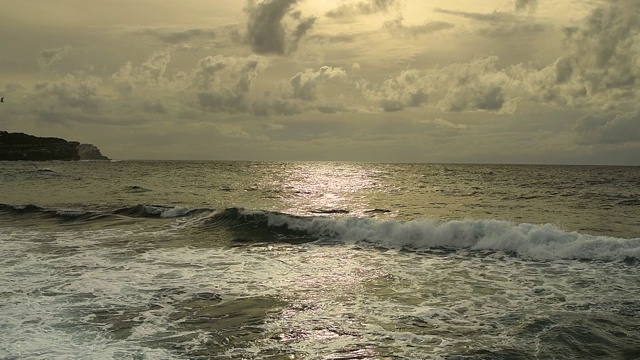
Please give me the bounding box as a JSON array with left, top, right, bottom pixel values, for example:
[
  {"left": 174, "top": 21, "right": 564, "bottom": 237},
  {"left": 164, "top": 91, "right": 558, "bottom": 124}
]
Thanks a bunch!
[{"left": 276, "top": 162, "right": 382, "bottom": 216}]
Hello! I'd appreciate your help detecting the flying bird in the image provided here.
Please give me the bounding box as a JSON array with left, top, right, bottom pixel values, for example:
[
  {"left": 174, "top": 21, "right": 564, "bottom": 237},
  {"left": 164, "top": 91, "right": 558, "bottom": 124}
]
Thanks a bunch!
[{"left": 0, "top": 97, "right": 4, "bottom": 103}]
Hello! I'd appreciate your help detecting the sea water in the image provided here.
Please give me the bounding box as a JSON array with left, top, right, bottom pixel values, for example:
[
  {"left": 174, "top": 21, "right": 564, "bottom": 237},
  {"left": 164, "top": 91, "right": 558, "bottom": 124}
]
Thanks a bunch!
[{"left": 0, "top": 161, "right": 639, "bottom": 359}]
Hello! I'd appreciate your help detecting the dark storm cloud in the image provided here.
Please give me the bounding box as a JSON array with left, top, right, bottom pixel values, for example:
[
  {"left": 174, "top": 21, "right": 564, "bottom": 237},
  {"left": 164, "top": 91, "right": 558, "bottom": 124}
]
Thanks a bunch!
[
  {"left": 384, "top": 16, "right": 455, "bottom": 37},
  {"left": 245, "top": 0, "right": 296, "bottom": 54},
  {"left": 325, "top": 0, "right": 400, "bottom": 18},
  {"left": 244, "top": 0, "right": 316, "bottom": 55},
  {"left": 575, "top": 112, "right": 640, "bottom": 145},
  {"left": 290, "top": 16, "right": 317, "bottom": 52}
]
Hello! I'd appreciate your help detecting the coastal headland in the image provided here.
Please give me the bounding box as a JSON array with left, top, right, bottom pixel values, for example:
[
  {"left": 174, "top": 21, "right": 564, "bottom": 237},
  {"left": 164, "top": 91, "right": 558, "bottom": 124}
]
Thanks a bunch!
[{"left": 0, "top": 131, "right": 109, "bottom": 161}]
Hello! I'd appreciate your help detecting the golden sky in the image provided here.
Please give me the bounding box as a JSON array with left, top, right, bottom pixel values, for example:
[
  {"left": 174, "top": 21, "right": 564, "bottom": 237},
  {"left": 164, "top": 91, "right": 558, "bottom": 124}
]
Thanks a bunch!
[{"left": 1, "top": 0, "right": 639, "bottom": 164}]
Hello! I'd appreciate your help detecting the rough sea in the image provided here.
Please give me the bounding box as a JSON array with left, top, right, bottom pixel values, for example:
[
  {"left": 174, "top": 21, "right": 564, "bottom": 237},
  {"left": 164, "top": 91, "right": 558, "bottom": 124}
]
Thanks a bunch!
[{"left": 1, "top": 160, "right": 639, "bottom": 359}]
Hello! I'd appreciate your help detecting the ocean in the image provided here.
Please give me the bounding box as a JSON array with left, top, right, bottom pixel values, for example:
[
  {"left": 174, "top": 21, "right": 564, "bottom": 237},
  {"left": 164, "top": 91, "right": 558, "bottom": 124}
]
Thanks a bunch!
[{"left": 1, "top": 160, "right": 639, "bottom": 359}]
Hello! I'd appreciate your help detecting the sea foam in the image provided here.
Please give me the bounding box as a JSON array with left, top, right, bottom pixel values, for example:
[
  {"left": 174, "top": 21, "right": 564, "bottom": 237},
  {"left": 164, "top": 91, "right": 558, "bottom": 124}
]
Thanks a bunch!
[{"left": 249, "top": 209, "right": 640, "bottom": 261}]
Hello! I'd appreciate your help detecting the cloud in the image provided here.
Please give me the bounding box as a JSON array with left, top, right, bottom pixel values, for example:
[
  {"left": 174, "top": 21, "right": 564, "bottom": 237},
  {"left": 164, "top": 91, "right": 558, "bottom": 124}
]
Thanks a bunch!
[
  {"left": 545, "top": 0, "right": 640, "bottom": 107},
  {"left": 362, "top": 56, "right": 517, "bottom": 113},
  {"left": 113, "top": 53, "right": 351, "bottom": 117},
  {"left": 418, "top": 118, "right": 468, "bottom": 130},
  {"left": 426, "top": 1, "right": 640, "bottom": 112},
  {"left": 37, "top": 46, "right": 72, "bottom": 70},
  {"left": 244, "top": 0, "right": 316, "bottom": 55},
  {"left": 110, "top": 50, "right": 271, "bottom": 114},
  {"left": 21, "top": 73, "right": 104, "bottom": 126},
  {"left": 435, "top": 8, "right": 514, "bottom": 23},
  {"left": 434, "top": 8, "right": 546, "bottom": 38},
  {"left": 111, "top": 50, "right": 172, "bottom": 90},
  {"left": 13, "top": 0, "right": 640, "bottom": 132},
  {"left": 366, "top": 0, "right": 640, "bottom": 115},
  {"left": 251, "top": 66, "right": 351, "bottom": 116},
  {"left": 290, "top": 16, "right": 317, "bottom": 52},
  {"left": 362, "top": 69, "right": 428, "bottom": 112},
  {"left": 327, "top": 34, "right": 358, "bottom": 43},
  {"left": 476, "top": 22, "right": 546, "bottom": 38},
  {"left": 251, "top": 98, "right": 303, "bottom": 116},
  {"left": 325, "top": 0, "right": 400, "bottom": 18},
  {"left": 188, "top": 54, "right": 270, "bottom": 112},
  {"left": 574, "top": 112, "right": 640, "bottom": 144},
  {"left": 288, "top": 66, "right": 347, "bottom": 101},
  {"left": 515, "top": 0, "right": 538, "bottom": 12},
  {"left": 17, "top": 47, "right": 359, "bottom": 123},
  {"left": 140, "top": 28, "right": 217, "bottom": 44},
  {"left": 37, "top": 75, "right": 101, "bottom": 111},
  {"left": 384, "top": 16, "right": 454, "bottom": 37},
  {"left": 437, "top": 57, "right": 514, "bottom": 113}
]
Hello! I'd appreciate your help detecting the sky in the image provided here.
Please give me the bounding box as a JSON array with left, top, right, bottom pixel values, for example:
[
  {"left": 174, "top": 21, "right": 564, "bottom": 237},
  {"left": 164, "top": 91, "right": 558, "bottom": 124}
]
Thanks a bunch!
[{"left": 1, "top": 0, "right": 639, "bottom": 164}]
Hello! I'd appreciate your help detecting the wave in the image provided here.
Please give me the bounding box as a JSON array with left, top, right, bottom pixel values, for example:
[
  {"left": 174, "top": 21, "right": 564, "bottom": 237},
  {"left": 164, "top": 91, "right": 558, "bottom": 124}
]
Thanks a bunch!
[
  {"left": 201, "top": 208, "right": 640, "bottom": 262},
  {"left": 0, "top": 203, "right": 211, "bottom": 221},
  {"left": 0, "top": 204, "right": 111, "bottom": 221},
  {"left": 2, "top": 204, "right": 639, "bottom": 261},
  {"left": 125, "top": 185, "right": 152, "bottom": 193},
  {"left": 112, "top": 204, "right": 209, "bottom": 218}
]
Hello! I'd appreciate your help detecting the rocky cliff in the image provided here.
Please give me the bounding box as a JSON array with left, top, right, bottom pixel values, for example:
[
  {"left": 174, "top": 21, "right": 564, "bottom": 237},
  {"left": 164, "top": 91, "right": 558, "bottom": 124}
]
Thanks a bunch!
[
  {"left": 77, "top": 143, "right": 110, "bottom": 160},
  {"left": 0, "top": 131, "right": 109, "bottom": 161}
]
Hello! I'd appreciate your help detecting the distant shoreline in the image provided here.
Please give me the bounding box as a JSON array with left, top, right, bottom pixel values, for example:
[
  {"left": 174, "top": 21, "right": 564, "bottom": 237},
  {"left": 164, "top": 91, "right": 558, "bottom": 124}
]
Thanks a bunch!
[{"left": 0, "top": 131, "right": 109, "bottom": 161}]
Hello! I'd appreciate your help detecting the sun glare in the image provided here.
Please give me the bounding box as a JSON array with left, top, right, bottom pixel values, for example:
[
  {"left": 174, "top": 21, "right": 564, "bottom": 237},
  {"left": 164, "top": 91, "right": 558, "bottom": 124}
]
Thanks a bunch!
[{"left": 274, "top": 162, "right": 381, "bottom": 216}]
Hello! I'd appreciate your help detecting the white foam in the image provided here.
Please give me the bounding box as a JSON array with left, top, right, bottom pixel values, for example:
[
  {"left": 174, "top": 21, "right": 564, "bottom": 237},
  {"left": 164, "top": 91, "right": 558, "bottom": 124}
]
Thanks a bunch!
[
  {"left": 57, "top": 209, "right": 86, "bottom": 216},
  {"left": 259, "top": 211, "right": 640, "bottom": 261},
  {"left": 1, "top": 222, "right": 638, "bottom": 359},
  {"left": 136, "top": 205, "right": 193, "bottom": 218},
  {"left": 160, "top": 207, "right": 192, "bottom": 218}
]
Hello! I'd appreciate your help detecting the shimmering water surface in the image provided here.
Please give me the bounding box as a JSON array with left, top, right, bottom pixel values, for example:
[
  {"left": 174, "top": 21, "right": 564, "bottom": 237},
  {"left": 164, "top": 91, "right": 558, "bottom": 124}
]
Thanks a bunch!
[{"left": 1, "top": 161, "right": 639, "bottom": 359}]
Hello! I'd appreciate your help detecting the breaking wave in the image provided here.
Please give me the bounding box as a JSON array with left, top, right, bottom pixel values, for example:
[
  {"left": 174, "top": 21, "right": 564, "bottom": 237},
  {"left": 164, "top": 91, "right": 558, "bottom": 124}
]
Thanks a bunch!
[
  {"left": 202, "top": 208, "right": 640, "bottom": 262},
  {"left": 112, "top": 204, "right": 208, "bottom": 218},
  {"left": 2, "top": 204, "right": 639, "bottom": 261}
]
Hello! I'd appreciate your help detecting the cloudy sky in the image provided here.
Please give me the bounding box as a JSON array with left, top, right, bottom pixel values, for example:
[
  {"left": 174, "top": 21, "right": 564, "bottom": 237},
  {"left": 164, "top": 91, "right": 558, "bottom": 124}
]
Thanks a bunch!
[{"left": 1, "top": 0, "right": 639, "bottom": 164}]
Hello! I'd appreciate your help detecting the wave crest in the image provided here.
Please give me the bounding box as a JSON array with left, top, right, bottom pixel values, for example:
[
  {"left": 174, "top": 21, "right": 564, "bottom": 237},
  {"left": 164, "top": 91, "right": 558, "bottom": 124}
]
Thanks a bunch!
[
  {"left": 215, "top": 208, "right": 640, "bottom": 262},
  {"left": 2, "top": 204, "right": 638, "bottom": 261},
  {"left": 113, "top": 204, "right": 202, "bottom": 218}
]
